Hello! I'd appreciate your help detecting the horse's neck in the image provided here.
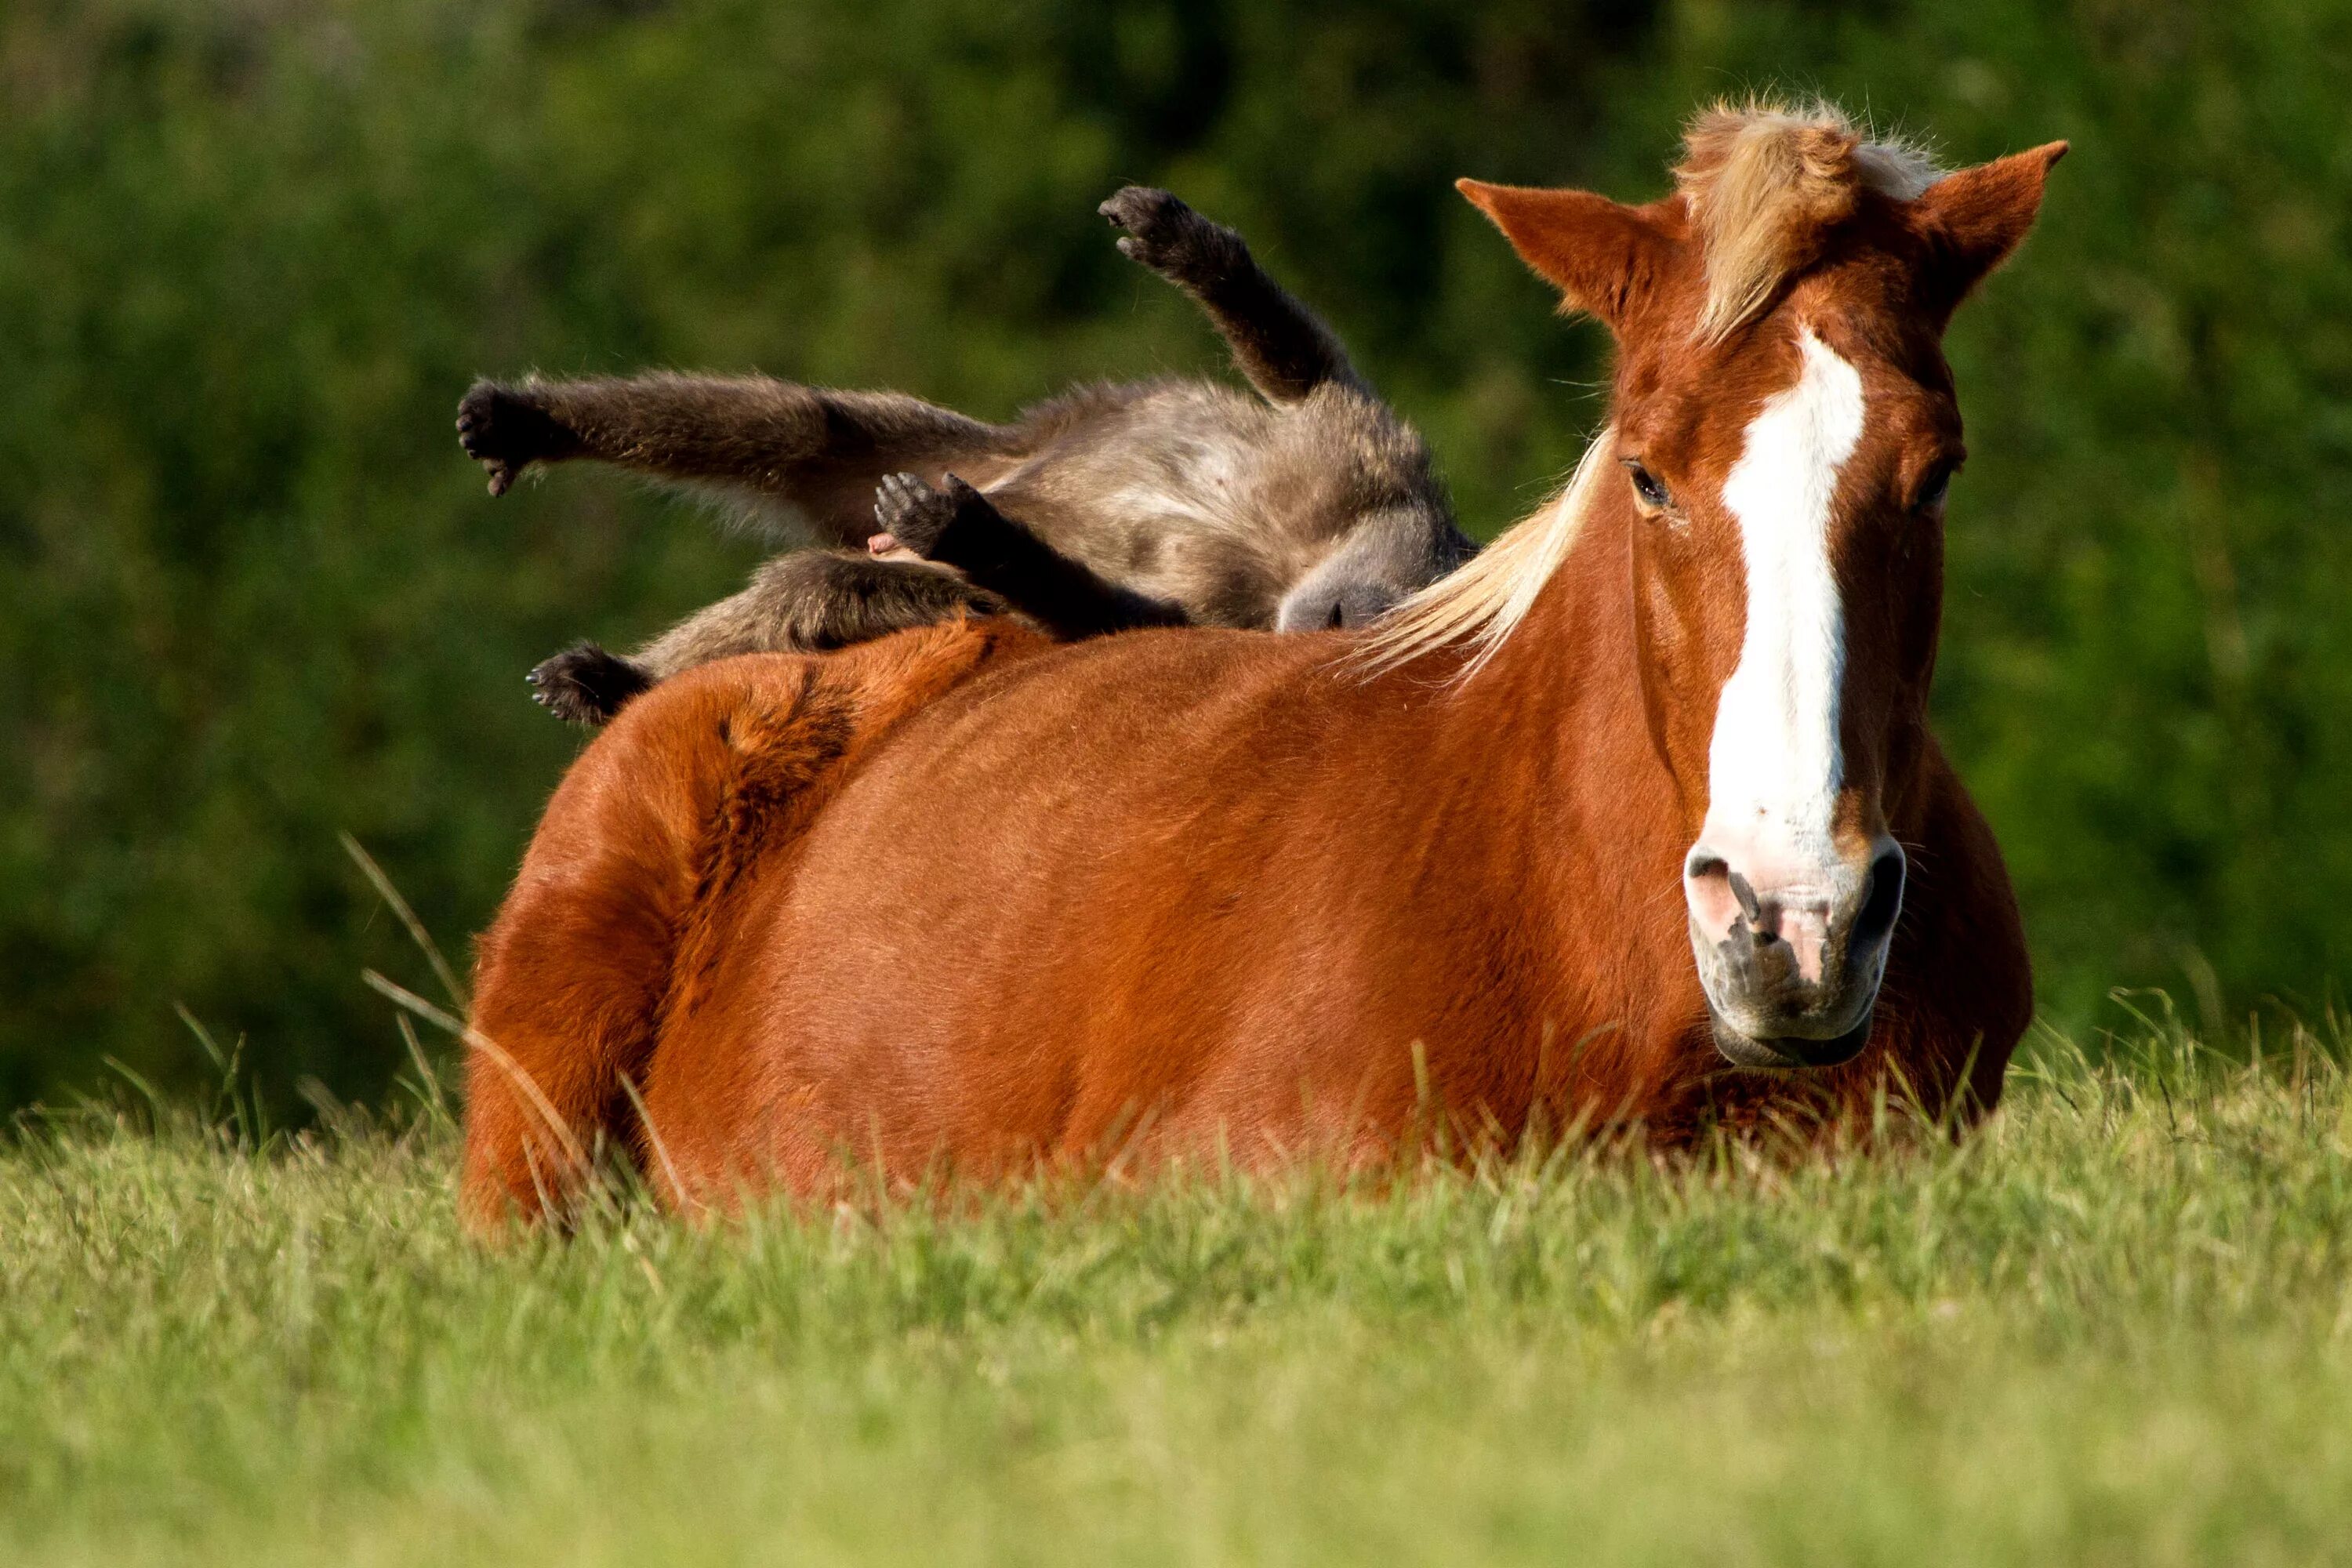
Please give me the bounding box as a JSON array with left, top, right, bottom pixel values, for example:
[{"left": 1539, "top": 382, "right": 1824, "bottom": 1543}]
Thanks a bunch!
[{"left": 1418, "top": 502, "right": 1686, "bottom": 922}]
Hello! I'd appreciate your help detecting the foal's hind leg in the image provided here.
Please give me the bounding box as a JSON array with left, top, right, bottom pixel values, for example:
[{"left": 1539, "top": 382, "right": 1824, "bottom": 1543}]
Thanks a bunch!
[
  {"left": 456, "top": 373, "right": 1014, "bottom": 543},
  {"left": 526, "top": 552, "right": 1009, "bottom": 726},
  {"left": 1099, "top": 186, "right": 1365, "bottom": 404}
]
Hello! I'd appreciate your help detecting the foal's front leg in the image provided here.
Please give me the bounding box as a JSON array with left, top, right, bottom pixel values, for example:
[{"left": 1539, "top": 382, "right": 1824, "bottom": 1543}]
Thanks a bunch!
[
  {"left": 875, "top": 473, "right": 1188, "bottom": 641},
  {"left": 1098, "top": 185, "right": 1367, "bottom": 405}
]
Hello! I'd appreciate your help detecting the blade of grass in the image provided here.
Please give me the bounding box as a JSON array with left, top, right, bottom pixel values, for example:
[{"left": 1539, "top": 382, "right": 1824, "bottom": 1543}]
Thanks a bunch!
[{"left": 342, "top": 831, "right": 467, "bottom": 1011}]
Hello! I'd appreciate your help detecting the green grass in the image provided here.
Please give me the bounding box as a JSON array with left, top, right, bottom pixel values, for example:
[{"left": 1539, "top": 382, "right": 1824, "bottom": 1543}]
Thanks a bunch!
[{"left": 7, "top": 1027, "right": 2352, "bottom": 1566}]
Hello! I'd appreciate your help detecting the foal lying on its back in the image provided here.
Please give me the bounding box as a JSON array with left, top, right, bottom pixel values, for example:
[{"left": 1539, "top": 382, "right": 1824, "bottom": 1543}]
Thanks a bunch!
[{"left": 458, "top": 187, "right": 1472, "bottom": 723}]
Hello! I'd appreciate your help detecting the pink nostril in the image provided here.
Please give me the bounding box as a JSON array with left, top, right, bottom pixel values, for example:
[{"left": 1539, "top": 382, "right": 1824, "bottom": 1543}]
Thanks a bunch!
[
  {"left": 1685, "top": 849, "right": 1728, "bottom": 883},
  {"left": 1683, "top": 848, "right": 1745, "bottom": 946},
  {"left": 1683, "top": 837, "right": 1905, "bottom": 993}
]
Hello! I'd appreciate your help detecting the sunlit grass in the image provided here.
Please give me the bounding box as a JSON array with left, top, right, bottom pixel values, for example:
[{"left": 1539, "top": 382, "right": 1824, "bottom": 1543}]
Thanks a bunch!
[{"left": 5, "top": 1022, "right": 2351, "bottom": 1566}]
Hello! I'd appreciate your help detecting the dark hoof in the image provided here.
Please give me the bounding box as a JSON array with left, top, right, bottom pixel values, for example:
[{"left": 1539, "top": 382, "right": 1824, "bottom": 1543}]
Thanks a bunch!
[
  {"left": 1098, "top": 185, "right": 1223, "bottom": 278},
  {"left": 528, "top": 643, "right": 652, "bottom": 725},
  {"left": 457, "top": 381, "right": 576, "bottom": 497},
  {"left": 873, "top": 471, "right": 977, "bottom": 558}
]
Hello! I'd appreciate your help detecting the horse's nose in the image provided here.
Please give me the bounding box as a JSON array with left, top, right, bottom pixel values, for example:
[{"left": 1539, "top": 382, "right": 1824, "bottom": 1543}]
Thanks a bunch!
[
  {"left": 1682, "top": 836, "right": 1906, "bottom": 1062},
  {"left": 1683, "top": 840, "right": 1905, "bottom": 982}
]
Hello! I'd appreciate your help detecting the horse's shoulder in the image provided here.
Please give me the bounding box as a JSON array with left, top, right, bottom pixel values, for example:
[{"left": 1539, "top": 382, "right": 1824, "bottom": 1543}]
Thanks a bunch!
[{"left": 1899, "top": 737, "right": 2034, "bottom": 1056}]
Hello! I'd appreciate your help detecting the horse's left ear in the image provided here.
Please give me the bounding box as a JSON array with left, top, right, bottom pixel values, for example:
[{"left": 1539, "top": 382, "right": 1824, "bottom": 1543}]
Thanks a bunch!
[
  {"left": 1915, "top": 141, "right": 2067, "bottom": 310},
  {"left": 1457, "top": 179, "right": 1676, "bottom": 334}
]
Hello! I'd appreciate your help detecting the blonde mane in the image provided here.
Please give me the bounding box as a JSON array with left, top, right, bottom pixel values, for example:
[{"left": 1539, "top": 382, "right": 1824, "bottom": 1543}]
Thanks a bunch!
[
  {"left": 1356, "top": 430, "right": 1615, "bottom": 678},
  {"left": 1679, "top": 98, "right": 1940, "bottom": 342},
  {"left": 1360, "top": 100, "right": 1940, "bottom": 679}
]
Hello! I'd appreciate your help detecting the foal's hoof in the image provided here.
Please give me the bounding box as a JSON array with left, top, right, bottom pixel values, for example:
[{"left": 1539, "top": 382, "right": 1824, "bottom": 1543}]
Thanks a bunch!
[
  {"left": 873, "top": 471, "right": 978, "bottom": 558},
  {"left": 528, "top": 643, "right": 652, "bottom": 725},
  {"left": 457, "top": 381, "right": 577, "bottom": 497},
  {"left": 1099, "top": 186, "right": 1225, "bottom": 279}
]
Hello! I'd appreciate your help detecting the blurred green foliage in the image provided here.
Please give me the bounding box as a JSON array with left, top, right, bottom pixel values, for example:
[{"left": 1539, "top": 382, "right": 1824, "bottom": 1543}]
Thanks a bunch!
[{"left": 2, "top": 0, "right": 2347, "bottom": 1111}]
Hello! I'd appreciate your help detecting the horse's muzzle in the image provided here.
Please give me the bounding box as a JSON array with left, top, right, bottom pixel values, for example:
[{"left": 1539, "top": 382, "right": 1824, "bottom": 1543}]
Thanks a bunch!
[{"left": 1683, "top": 838, "right": 1907, "bottom": 1070}]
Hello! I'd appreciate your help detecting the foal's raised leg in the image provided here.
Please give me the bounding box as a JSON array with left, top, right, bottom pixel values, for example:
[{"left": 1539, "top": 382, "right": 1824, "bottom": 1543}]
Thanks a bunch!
[
  {"left": 456, "top": 373, "right": 1014, "bottom": 542},
  {"left": 526, "top": 552, "right": 1007, "bottom": 725},
  {"left": 1099, "top": 186, "right": 1366, "bottom": 404}
]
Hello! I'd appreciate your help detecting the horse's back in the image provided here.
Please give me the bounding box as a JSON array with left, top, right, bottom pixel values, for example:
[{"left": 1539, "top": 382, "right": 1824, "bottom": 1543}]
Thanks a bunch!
[
  {"left": 641, "top": 625, "right": 1518, "bottom": 1192},
  {"left": 644, "top": 630, "right": 2034, "bottom": 1189},
  {"left": 471, "top": 612, "right": 2031, "bottom": 1220}
]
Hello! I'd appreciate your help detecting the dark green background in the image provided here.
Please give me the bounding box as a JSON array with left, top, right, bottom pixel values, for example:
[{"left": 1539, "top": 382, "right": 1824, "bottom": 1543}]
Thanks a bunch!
[{"left": 4, "top": 0, "right": 2347, "bottom": 1111}]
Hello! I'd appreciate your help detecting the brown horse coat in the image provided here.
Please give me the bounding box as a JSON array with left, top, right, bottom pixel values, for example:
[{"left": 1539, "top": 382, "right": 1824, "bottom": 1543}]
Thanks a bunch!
[{"left": 462, "top": 103, "right": 2050, "bottom": 1226}]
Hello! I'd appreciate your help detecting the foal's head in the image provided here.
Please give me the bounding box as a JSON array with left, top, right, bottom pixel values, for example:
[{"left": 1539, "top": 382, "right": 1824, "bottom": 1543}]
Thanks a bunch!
[{"left": 1444, "top": 103, "right": 2062, "bottom": 1067}]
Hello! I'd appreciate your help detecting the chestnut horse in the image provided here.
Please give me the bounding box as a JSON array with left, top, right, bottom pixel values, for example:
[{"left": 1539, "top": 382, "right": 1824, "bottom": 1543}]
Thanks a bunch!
[{"left": 462, "top": 103, "right": 2060, "bottom": 1227}]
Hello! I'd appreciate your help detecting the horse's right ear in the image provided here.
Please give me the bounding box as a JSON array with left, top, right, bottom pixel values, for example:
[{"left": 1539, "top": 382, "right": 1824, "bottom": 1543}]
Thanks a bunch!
[
  {"left": 1457, "top": 180, "right": 1673, "bottom": 332},
  {"left": 1912, "top": 142, "right": 2067, "bottom": 318}
]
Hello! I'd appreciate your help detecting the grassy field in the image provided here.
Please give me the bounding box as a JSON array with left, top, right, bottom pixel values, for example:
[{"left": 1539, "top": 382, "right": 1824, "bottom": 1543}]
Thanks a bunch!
[{"left": 6, "top": 1025, "right": 2352, "bottom": 1566}]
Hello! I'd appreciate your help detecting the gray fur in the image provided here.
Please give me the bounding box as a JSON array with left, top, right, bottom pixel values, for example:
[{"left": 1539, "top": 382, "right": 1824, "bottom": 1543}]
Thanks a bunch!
[{"left": 459, "top": 187, "right": 1472, "bottom": 723}]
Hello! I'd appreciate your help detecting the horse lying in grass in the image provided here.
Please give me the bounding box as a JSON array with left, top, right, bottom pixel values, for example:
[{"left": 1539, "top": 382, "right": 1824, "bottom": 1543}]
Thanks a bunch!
[{"left": 460, "top": 102, "right": 2059, "bottom": 1229}]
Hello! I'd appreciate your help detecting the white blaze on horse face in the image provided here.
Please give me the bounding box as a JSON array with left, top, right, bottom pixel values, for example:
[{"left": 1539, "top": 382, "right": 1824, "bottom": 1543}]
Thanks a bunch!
[{"left": 1698, "top": 328, "right": 1866, "bottom": 974}]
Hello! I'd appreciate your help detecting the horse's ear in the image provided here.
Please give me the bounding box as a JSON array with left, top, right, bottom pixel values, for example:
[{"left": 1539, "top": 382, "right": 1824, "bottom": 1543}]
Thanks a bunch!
[
  {"left": 1457, "top": 179, "right": 1674, "bottom": 332},
  {"left": 1915, "top": 142, "right": 2067, "bottom": 311}
]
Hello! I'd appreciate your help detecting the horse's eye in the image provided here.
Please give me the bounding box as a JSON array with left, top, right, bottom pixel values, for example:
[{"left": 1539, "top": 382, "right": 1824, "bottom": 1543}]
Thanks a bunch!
[
  {"left": 1915, "top": 464, "right": 1955, "bottom": 514},
  {"left": 1624, "top": 461, "right": 1671, "bottom": 511}
]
